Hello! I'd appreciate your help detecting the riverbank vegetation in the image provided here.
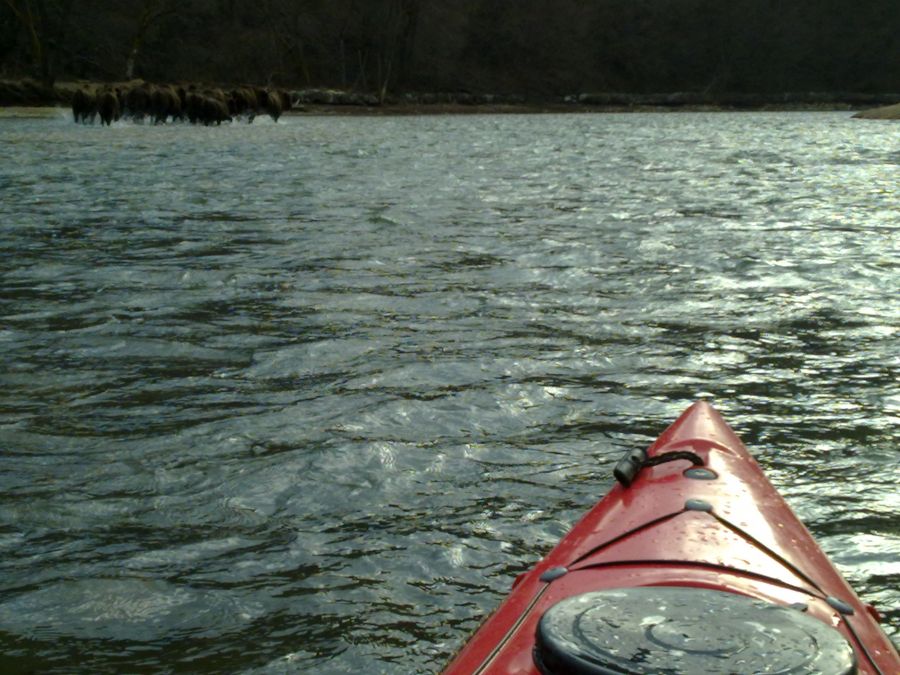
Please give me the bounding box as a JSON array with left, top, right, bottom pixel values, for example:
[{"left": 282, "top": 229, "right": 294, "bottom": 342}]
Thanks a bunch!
[{"left": 2, "top": 0, "right": 898, "bottom": 109}]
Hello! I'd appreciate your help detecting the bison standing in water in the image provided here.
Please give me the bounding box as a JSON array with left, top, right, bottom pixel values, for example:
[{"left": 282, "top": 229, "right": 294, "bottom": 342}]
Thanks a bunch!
[
  {"left": 201, "top": 94, "right": 231, "bottom": 125},
  {"left": 97, "top": 88, "right": 120, "bottom": 125},
  {"left": 228, "top": 86, "right": 259, "bottom": 122},
  {"left": 72, "top": 87, "right": 97, "bottom": 124},
  {"left": 123, "top": 81, "right": 154, "bottom": 121},
  {"left": 185, "top": 88, "right": 231, "bottom": 126},
  {"left": 256, "top": 88, "right": 285, "bottom": 122},
  {"left": 73, "top": 81, "right": 294, "bottom": 126},
  {"left": 151, "top": 84, "right": 182, "bottom": 124}
]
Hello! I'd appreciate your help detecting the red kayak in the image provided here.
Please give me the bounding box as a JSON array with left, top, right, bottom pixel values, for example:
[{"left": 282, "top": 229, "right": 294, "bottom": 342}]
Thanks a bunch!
[{"left": 443, "top": 401, "right": 899, "bottom": 674}]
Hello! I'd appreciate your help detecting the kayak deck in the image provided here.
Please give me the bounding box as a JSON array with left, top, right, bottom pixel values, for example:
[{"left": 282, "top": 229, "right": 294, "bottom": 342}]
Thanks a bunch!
[{"left": 443, "top": 401, "right": 899, "bottom": 674}]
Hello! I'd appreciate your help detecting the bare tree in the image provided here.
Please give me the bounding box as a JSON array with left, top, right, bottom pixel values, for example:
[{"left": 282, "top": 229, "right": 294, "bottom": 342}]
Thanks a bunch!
[
  {"left": 3, "top": 0, "right": 71, "bottom": 84},
  {"left": 344, "top": 0, "right": 418, "bottom": 100},
  {"left": 125, "top": 0, "right": 175, "bottom": 79},
  {"left": 262, "top": 0, "right": 316, "bottom": 86}
]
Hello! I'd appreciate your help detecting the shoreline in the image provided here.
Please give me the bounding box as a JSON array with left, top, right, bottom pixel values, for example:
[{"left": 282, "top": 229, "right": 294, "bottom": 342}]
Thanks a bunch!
[
  {"left": 291, "top": 101, "right": 873, "bottom": 116},
  {"left": 1, "top": 79, "right": 896, "bottom": 117},
  {"left": 0, "top": 102, "right": 884, "bottom": 119}
]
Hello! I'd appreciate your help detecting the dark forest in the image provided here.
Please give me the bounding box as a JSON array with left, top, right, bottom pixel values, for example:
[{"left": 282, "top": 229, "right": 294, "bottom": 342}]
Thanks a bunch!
[{"left": 2, "top": 0, "right": 899, "bottom": 100}]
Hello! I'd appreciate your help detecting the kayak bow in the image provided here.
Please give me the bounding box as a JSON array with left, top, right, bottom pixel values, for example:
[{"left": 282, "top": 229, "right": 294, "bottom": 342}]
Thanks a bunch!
[{"left": 443, "top": 401, "right": 899, "bottom": 674}]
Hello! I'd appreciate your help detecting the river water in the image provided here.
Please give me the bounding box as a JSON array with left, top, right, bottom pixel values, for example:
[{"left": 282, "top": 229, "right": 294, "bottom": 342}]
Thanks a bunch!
[{"left": 0, "top": 109, "right": 897, "bottom": 673}]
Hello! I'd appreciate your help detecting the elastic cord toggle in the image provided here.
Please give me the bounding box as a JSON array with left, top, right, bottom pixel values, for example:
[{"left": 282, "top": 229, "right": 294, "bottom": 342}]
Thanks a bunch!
[{"left": 614, "top": 448, "right": 704, "bottom": 487}]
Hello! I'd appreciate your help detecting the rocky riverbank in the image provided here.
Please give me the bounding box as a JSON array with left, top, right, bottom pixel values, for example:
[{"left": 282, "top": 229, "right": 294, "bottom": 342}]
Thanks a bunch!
[{"left": 2, "top": 78, "right": 898, "bottom": 115}]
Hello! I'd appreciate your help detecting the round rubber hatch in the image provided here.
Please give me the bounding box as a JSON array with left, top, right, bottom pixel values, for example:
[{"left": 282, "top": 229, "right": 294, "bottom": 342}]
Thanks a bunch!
[{"left": 534, "top": 586, "right": 856, "bottom": 674}]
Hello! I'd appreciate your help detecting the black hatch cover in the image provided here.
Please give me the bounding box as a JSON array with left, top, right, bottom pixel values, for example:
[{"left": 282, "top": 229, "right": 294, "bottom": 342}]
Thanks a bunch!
[{"left": 534, "top": 586, "right": 856, "bottom": 674}]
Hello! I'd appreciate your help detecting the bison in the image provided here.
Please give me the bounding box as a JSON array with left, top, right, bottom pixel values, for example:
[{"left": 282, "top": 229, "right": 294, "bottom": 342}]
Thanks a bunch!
[
  {"left": 97, "top": 87, "right": 120, "bottom": 125},
  {"left": 72, "top": 87, "right": 97, "bottom": 124}
]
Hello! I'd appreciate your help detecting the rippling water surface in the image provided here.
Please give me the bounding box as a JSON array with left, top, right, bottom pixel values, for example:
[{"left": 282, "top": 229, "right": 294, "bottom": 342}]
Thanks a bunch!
[{"left": 0, "top": 110, "right": 897, "bottom": 673}]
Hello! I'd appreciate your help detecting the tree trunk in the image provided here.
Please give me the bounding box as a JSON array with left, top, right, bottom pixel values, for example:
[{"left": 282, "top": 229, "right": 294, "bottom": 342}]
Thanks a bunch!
[
  {"left": 378, "top": 54, "right": 392, "bottom": 104},
  {"left": 4, "top": 0, "right": 47, "bottom": 83},
  {"left": 125, "top": 47, "right": 138, "bottom": 80},
  {"left": 124, "top": 0, "right": 173, "bottom": 80}
]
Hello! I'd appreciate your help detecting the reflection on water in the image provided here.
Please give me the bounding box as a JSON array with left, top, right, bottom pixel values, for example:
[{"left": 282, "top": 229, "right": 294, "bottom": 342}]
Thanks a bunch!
[{"left": 0, "top": 111, "right": 897, "bottom": 672}]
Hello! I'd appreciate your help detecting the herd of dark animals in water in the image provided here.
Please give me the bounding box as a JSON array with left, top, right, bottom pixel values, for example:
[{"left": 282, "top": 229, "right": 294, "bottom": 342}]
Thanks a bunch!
[{"left": 71, "top": 81, "right": 293, "bottom": 126}]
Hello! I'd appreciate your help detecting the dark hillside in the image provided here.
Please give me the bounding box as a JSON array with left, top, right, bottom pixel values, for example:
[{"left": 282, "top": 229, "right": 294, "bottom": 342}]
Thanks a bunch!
[{"left": 2, "top": 0, "right": 898, "bottom": 100}]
